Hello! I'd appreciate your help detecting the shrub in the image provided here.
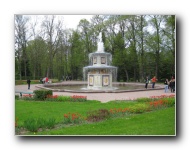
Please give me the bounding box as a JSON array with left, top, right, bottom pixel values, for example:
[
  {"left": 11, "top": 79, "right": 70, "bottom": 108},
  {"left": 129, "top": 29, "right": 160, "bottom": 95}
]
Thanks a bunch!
[
  {"left": 86, "top": 109, "right": 110, "bottom": 122},
  {"left": 57, "top": 95, "right": 71, "bottom": 102},
  {"left": 33, "top": 90, "right": 53, "bottom": 100},
  {"left": 15, "top": 95, "right": 19, "bottom": 100},
  {"left": 129, "top": 103, "right": 150, "bottom": 113}
]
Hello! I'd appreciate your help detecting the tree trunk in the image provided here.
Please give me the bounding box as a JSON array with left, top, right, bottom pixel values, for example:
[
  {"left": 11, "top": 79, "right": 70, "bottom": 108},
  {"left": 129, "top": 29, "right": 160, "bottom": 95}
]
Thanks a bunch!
[
  {"left": 125, "top": 69, "right": 129, "bottom": 82},
  {"left": 140, "top": 15, "right": 144, "bottom": 82}
]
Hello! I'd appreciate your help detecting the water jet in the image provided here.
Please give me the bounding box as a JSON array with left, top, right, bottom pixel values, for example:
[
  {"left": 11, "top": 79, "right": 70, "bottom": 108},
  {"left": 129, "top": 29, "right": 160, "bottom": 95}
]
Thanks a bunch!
[{"left": 83, "top": 32, "right": 117, "bottom": 90}]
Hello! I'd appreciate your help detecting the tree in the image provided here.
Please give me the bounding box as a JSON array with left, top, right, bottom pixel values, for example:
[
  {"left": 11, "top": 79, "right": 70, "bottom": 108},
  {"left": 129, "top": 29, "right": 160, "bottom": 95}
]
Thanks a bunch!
[
  {"left": 26, "top": 37, "right": 47, "bottom": 79},
  {"left": 78, "top": 18, "right": 95, "bottom": 65},
  {"left": 69, "top": 31, "right": 85, "bottom": 80},
  {"left": 15, "top": 15, "right": 30, "bottom": 80},
  {"left": 15, "top": 15, "right": 175, "bottom": 82},
  {"left": 162, "top": 15, "right": 175, "bottom": 76},
  {"left": 104, "top": 15, "right": 118, "bottom": 54},
  {"left": 126, "top": 15, "right": 139, "bottom": 81},
  {"left": 113, "top": 32, "right": 129, "bottom": 81},
  {"left": 54, "top": 29, "right": 71, "bottom": 80},
  {"left": 41, "top": 15, "right": 64, "bottom": 78},
  {"left": 136, "top": 15, "right": 148, "bottom": 81},
  {"left": 147, "top": 15, "right": 165, "bottom": 79}
]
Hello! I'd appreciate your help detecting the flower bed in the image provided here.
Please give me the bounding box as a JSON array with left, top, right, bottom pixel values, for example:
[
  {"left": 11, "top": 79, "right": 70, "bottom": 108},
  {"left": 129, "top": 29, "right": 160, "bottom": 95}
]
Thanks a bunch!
[
  {"left": 18, "top": 94, "right": 87, "bottom": 102},
  {"left": 47, "top": 95, "right": 58, "bottom": 99},
  {"left": 63, "top": 112, "right": 84, "bottom": 124},
  {"left": 15, "top": 95, "right": 175, "bottom": 134},
  {"left": 70, "top": 95, "right": 87, "bottom": 102},
  {"left": 150, "top": 94, "right": 175, "bottom": 100},
  {"left": 22, "top": 94, "right": 33, "bottom": 98}
]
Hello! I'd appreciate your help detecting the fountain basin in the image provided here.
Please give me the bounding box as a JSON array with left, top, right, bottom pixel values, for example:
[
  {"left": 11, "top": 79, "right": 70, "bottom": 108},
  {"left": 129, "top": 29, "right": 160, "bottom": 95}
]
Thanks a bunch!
[{"left": 36, "top": 82, "right": 164, "bottom": 93}]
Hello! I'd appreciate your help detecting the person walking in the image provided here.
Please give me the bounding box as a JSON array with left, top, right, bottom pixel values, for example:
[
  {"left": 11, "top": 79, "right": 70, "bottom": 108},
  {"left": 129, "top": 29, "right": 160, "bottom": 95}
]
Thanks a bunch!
[
  {"left": 164, "top": 78, "right": 169, "bottom": 93},
  {"left": 145, "top": 76, "right": 149, "bottom": 89},
  {"left": 27, "top": 79, "right": 31, "bottom": 90},
  {"left": 151, "top": 76, "right": 157, "bottom": 88}
]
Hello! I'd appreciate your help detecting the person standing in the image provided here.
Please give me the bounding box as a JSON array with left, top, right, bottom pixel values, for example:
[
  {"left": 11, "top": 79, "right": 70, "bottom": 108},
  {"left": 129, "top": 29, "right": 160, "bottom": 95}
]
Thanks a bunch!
[
  {"left": 170, "top": 77, "right": 175, "bottom": 92},
  {"left": 62, "top": 75, "right": 65, "bottom": 81},
  {"left": 151, "top": 76, "right": 157, "bottom": 88},
  {"left": 42, "top": 77, "right": 44, "bottom": 84},
  {"left": 40, "top": 78, "right": 43, "bottom": 84},
  {"left": 45, "top": 77, "right": 49, "bottom": 84},
  {"left": 145, "top": 77, "right": 149, "bottom": 89},
  {"left": 164, "top": 78, "right": 169, "bottom": 93},
  {"left": 27, "top": 79, "right": 31, "bottom": 90}
]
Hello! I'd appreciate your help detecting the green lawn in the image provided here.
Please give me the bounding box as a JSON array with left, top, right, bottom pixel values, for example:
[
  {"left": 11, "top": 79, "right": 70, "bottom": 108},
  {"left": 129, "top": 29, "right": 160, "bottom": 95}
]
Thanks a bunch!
[
  {"left": 15, "top": 100, "right": 138, "bottom": 123},
  {"left": 32, "top": 107, "right": 175, "bottom": 135},
  {"left": 15, "top": 99, "right": 175, "bottom": 136}
]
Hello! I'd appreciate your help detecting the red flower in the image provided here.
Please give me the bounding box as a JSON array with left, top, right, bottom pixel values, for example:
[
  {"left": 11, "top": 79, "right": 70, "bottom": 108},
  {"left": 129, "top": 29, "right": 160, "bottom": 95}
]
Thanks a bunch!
[
  {"left": 23, "top": 94, "right": 33, "bottom": 97},
  {"left": 64, "top": 114, "right": 69, "bottom": 118}
]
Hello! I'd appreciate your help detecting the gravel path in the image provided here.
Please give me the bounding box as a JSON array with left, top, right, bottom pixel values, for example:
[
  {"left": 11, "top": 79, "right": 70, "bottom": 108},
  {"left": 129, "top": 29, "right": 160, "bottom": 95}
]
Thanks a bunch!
[{"left": 15, "top": 82, "right": 175, "bottom": 103}]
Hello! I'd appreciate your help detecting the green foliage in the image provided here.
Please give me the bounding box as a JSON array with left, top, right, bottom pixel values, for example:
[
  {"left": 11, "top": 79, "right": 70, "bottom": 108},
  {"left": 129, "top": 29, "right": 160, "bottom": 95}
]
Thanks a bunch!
[
  {"left": 23, "top": 118, "right": 39, "bottom": 132},
  {"left": 164, "top": 98, "right": 175, "bottom": 107},
  {"left": 69, "top": 31, "right": 86, "bottom": 80},
  {"left": 86, "top": 109, "right": 110, "bottom": 122},
  {"left": 57, "top": 95, "right": 71, "bottom": 101},
  {"left": 23, "top": 117, "right": 56, "bottom": 132},
  {"left": 15, "top": 15, "right": 175, "bottom": 81},
  {"left": 15, "top": 95, "right": 19, "bottom": 100},
  {"left": 46, "top": 118, "right": 56, "bottom": 129},
  {"left": 36, "top": 118, "right": 47, "bottom": 128},
  {"left": 37, "top": 107, "right": 175, "bottom": 135},
  {"left": 15, "top": 96, "right": 175, "bottom": 135},
  {"left": 149, "top": 98, "right": 175, "bottom": 110},
  {"left": 63, "top": 113, "right": 84, "bottom": 124},
  {"left": 63, "top": 114, "right": 72, "bottom": 124},
  {"left": 33, "top": 90, "right": 53, "bottom": 100},
  {"left": 21, "top": 96, "right": 34, "bottom": 101},
  {"left": 45, "top": 95, "right": 71, "bottom": 102},
  {"left": 136, "top": 97, "right": 152, "bottom": 102},
  {"left": 70, "top": 97, "right": 87, "bottom": 102},
  {"left": 129, "top": 103, "right": 150, "bottom": 113}
]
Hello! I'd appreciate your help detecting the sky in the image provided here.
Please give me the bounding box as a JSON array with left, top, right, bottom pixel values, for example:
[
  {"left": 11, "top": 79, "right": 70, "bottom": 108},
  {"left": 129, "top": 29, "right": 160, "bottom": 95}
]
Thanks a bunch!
[
  {"left": 30, "top": 15, "right": 93, "bottom": 29},
  {"left": 0, "top": 0, "right": 189, "bottom": 149},
  {"left": 62, "top": 15, "right": 93, "bottom": 29}
]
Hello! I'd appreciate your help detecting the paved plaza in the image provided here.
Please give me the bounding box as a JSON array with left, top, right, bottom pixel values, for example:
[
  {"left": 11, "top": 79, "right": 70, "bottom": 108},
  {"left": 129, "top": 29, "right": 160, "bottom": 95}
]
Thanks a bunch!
[{"left": 15, "top": 82, "right": 175, "bottom": 103}]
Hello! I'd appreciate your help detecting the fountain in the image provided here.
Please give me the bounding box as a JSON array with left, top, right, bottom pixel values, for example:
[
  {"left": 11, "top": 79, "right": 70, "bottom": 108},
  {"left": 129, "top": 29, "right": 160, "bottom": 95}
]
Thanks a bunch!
[
  {"left": 38, "top": 32, "right": 164, "bottom": 93},
  {"left": 83, "top": 32, "right": 118, "bottom": 90}
]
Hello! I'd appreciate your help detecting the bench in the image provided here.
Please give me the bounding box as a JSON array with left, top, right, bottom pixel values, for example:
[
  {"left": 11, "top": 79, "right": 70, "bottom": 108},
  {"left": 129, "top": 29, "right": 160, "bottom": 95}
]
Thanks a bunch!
[{"left": 15, "top": 91, "right": 34, "bottom": 97}]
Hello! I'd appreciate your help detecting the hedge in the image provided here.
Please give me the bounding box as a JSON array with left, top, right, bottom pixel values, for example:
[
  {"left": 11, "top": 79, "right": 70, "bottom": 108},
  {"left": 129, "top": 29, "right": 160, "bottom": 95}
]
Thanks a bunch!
[{"left": 33, "top": 90, "right": 53, "bottom": 100}]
